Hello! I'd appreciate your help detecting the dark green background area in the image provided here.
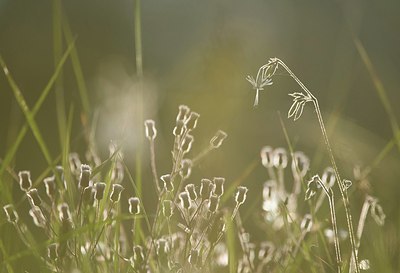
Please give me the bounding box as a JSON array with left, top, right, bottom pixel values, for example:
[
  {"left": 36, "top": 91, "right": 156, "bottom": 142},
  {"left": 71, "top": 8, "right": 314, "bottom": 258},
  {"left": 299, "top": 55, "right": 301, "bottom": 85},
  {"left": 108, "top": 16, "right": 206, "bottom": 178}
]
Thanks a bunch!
[{"left": 0, "top": 0, "right": 399, "bottom": 272}]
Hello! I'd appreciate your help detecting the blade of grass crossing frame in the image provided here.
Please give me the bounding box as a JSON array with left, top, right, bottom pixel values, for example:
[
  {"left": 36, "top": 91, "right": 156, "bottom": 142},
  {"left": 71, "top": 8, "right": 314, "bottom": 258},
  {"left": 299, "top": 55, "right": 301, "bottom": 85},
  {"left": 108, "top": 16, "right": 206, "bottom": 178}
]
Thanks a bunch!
[
  {"left": 53, "top": 0, "right": 67, "bottom": 152},
  {"left": 354, "top": 38, "right": 400, "bottom": 153},
  {"left": 0, "top": 41, "right": 75, "bottom": 201}
]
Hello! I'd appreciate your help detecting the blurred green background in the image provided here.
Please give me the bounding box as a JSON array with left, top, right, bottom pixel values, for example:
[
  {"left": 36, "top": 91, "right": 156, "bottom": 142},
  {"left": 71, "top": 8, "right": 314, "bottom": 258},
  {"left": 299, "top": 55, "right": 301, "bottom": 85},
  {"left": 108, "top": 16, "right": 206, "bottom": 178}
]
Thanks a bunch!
[{"left": 1, "top": 0, "right": 399, "bottom": 272}]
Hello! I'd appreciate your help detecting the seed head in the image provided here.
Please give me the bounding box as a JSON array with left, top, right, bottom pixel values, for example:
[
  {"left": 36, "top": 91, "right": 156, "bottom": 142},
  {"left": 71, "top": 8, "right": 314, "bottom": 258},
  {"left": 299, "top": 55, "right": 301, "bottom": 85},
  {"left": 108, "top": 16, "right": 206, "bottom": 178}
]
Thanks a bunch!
[
  {"left": 156, "top": 238, "right": 169, "bottom": 256},
  {"left": 305, "top": 175, "right": 321, "bottom": 200},
  {"left": 82, "top": 186, "right": 95, "bottom": 206},
  {"left": 160, "top": 174, "right": 174, "bottom": 192},
  {"left": 133, "top": 245, "right": 144, "bottom": 264},
  {"left": 48, "top": 243, "right": 59, "bottom": 260},
  {"left": 185, "top": 184, "right": 197, "bottom": 201},
  {"left": 54, "top": 165, "right": 67, "bottom": 190},
  {"left": 44, "top": 176, "right": 56, "bottom": 200},
  {"left": 18, "top": 170, "right": 32, "bottom": 191},
  {"left": 79, "top": 164, "right": 92, "bottom": 189},
  {"left": 27, "top": 188, "right": 42, "bottom": 207},
  {"left": 321, "top": 167, "right": 336, "bottom": 188},
  {"left": 235, "top": 186, "right": 248, "bottom": 205},
  {"left": 273, "top": 148, "right": 288, "bottom": 169},
  {"left": 200, "top": 179, "right": 215, "bottom": 200},
  {"left": 188, "top": 249, "right": 199, "bottom": 266},
  {"left": 179, "top": 191, "right": 191, "bottom": 209},
  {"left": 94, "top": 182, "right": 106, "bottom": 201},
  {"left": 176, "top": 105, "right": 190, "bottom": 122},
  {"left": 179, "top": 159, "right": 192, "bottom": 179},
  {"left": 110, "top": 184, "right": 124, "bottom": 203},
  {"left": 3, "top": 204, "right": 19, "bottom": 223},
  {"left": 213, "top": 177, "right": 225, "bottom": 197},
  {"left": 58, "top": 203, "right": 71, "bottom": 221},
  {"left": 185, "top": 112, "right": 200, "bottom": 130},
  {"left": 29, "top": 207, "right": 46, "bottom": 228},
  {"left": 208, "top": 194, "right": 220, "bottom": 213},
  {"left": 128, "top": 197, "right": 141, "bottom": 214},
  {"left": 260, "top": 146, "right": 274, "bottom": 168},
  {"left": 144, "top": 119, "right": 157, "bottom": 141},
  {"left": 181, "top": 134, "right": 194, "bottom": 154},
  {"left": 291, "top": 151, "right": 309, "bottom": 178},
  {"left": 210, "top": 130, "right": 227, "bottom": 149},
  {"left": 162, "top": 200, "right": 174, "bottom": 218},
  {"left": 300, "top": 214, "right": 313, "bottom": 232}
]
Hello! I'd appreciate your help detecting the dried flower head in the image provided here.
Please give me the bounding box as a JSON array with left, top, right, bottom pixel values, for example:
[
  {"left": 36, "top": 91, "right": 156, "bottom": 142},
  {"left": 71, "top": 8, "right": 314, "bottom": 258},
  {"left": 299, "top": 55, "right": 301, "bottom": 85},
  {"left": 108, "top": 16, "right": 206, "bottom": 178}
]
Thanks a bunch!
[
  {"left": 291, "top": 151, "right": 310, "bottom": 178},
  {"left": 181, "top": 134, "right": 194, "bottom": 154},
  {"left": 3, "top": 204, "right": 19, "bottom": 223},
  {"left": 179, "top": 191, "right": 191, "bottom": 209},
  {"left": 18, "top": 170, "right": 32, "bottom": 191},
  {"left": 58, "top": 203, "right": 71, "bottom": 221},
  {"left": 44, "top": 176, "right": 56, "bottom": 200},
  {"left": 185, "top": 112, "right": 200, "bottom": 130},
  {"left": 27, "top": 188, "right": 42, "bottom": 207},
  {"left": 210, "top": 130, "right": 228, "bottom": 149},
  {"left": 185, "top": 184, "right": 197, "bottom": 201},
  {"left": 29, "top": 206, "right": 46, "bottom": 228},
  {"left": 79, "top": 164, "right": 92, "bottom": 189},
  {"left": 162, "top": 200, "right": 174, "bottom": 218},
  {"left": 273, "top": 148, "right": 288, "bottom": 169},
  {"left": 200, "top": 179, "right": 215, "bottom": 200},
  {"left": 94, "top": 182, "right": 106, "bottom": 201},
  {"left": 110, "top": 184, "right": 124, "bottom": 203},
  {"left": 173, "top": 120, "right": 186, "bottom": 137},
  {"left": 128, "top": 197, "right": 141, "bottom": 214},
  {"left": 144, "top": 119, "right": 157, "bottom": 141},
  {"left": 260, "top": 146, "right": 274, "bottom": 168},
  {"left": 213, "top": 177, "right": 225, "bottom": 197},
  {"left": 235, "top": 186, "right": 248, "bottom": 205},
  {"left": 160, "top": 174, "right": 174, "bottom": 192},
  {"left": 179, "top": 159, "right": 192, "bottom": 180},
  {"left": 208, "top": 194, "right": 220, "bottom": 213},
  {"left": 83, "top": 186, "right": 95, "bottom": 206},
  {"left": 177, "top": 105, "right": 190, "bottom": 122},
  {"left": 54, "top": 165, "right": 67, "bottom": 190},
  {"left": 305, "top": 175, "right": 321, "bottom": 200}
]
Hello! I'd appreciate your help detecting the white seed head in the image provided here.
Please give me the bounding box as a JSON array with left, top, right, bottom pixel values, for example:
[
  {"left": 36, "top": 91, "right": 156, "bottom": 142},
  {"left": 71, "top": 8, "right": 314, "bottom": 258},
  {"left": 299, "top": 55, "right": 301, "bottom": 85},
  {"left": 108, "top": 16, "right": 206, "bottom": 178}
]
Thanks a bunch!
[
  {"left": 176, "top": 105, "right": 190, "bottom": 122},
  {"left": 144, "top": 119, "right": 157, "bottom": 141},
  {"left": 181, "top": 134, "right": 194, "bottom": 154},
  {"left": 213, "top": 177, "right": 225, "bottom": 197},
  {"left": 44, "top": 176, "right": 56, "bottom": 200},
  {"left": 162, "top": 200, "right": 174, "bottom": 218},
  {"left": 185, "top": 184, "right": 197, "bottom": 201},
  {"left": 200, "top": 179, "right": 215, "bottom": 200},
  {"left": 208, "top": 194, "right": 220, "bottom": 213},
  {"left": 18, "top": 170, "right": 32, "bottom": 192},
  {"left": 291, "top": 151, "right": 310, "bottom": 178},
  {"left": 29, "top": 206, "right": 46, "bottom": 228},
  {"left": 273, "top": 148, "right": 288, "bottom": 169},
  {"left": 27, "top": 188, "right": 42, "bottom": 207},
  {"left": 185, "top": 112, "right": 200, "bottom": 130},
  {"left": 210, "top": 130, "right": 227, "bottom": 149},
  {"left": 58, "top": 203, "right": 71, "bottom": 221},
  {"left": 260, "top": 146, "right": 274, "bottom": 168},
  {"left": 94, "top": 182, "right": 106, "bottom": 201},
  {"left": 3, "top": 204, "right": 19, "bottom": 223},
  {"left": 235, "top": 186, "right": 248, "bottom": 205},
  {"left": 179, "top": 191, "right": 191, "bottom": 209},
  {"left": 160, "top": 174, "right": 174, "bottom": 192},
  {"left": 128, "top": 197, "right": 141, "bottom": 214},
  {"left": 110, "top": 184, "right": 124, "bottom": 203}
]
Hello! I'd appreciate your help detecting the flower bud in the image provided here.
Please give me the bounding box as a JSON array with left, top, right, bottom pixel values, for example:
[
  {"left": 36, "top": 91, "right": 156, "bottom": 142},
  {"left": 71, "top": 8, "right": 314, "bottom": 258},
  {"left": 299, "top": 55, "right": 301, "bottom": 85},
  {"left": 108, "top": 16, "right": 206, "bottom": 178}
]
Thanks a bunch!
[
  {"left": 18, "top": 170, "right": 32, "bottom": 191},
  {"left": 235, "top": 186, "right": 248, "bottom": 205},
  {"left": 273, "top": 148, "right": 288, "bottom": 169},
  {"left": 213, "top": 177, "right": 225, "bottom": 197},
  {"left": 162, "top": 200, "right": 174, "bottom": 218},
  {"left": 144, "top": 119, "right": 157, "bottom": 141},
  {"left": 160, "top": 174, "right": 174, "bottom": 192},
  {"left": 185, "top": 112, "right": 200, "bottom": 130},
  {"left": 79, "top": 164, "right": 91, "bottom": 189},
  {"left": 180, "top": 159, "right": 192, "bottom": 179},
  {"left": 200, "top": 179, "right": 215, "bottom": 200},
  {"left": 179, "top": 192, "right": 191, "bottom": 209},
  {"left": 176, "top": 105, "right": 190, "bottom": 122},
  {"left": 181, "top": 134, "right": 194, "bottom": 154},
  {"left": 128, "top": 197, "right": 141, "bottom": 214},
  {"left": 29, "top": 206, "right": 46, "bottom": 228},
  {"left": 110, "top": 184, "right": 124, "bottom": 203},
  {"left": 210, "top": 130, "right": 227, "bottom": 149},
  {"left": 27, "top": 188, "right": 42, "bottom": 207},
  {"left": 185, "top": 184, "right": 197, "bottom": 201},
  {"left": 3, "top": 204, "right": 19, "bottom": 223},
  {"left": 260, "top": 146, "right": 274, "bottom": 168},
  {"left": 94, "top": 182, "right": 106, "bottom": 201},
  {"left": 44, "top": 176, "right": 56, "bottom": 200}
]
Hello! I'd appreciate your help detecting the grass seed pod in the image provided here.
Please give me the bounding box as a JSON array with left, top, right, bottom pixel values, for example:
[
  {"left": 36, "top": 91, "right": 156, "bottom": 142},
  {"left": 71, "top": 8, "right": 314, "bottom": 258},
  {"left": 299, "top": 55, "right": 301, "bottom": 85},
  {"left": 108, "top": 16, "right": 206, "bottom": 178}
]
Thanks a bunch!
[
  {"left": 110, "top": 184, "right": 124, "bottom": 203},
  {"left": 179, "top": 159, "right": 192, "bottom": 180},
  {"left": 176, "top": 105, "right": 190, "bottom": 122},
  {"left": 162, "top": 200, "right": 174, "bottom": 218},
  {"left": 235, "top": 186, "right": 248, "bottom": 205},
  {"left": 27, "top": 188, "right": 42, "bottom": 207},
  {"left": 54, "top": 165, "right": 67, "bottom": 190},
  {"left": 58, "top": 203, "right": 71, "bottom": 221},
  {"left": 260, "top": 146, "right": 274, "bottom": 168},
  {"left": 200, "top": 179, "right": 215, "bottom": 200},
  {"left": 94, "top": 182, "right": 106, "bottom": 201},
  {"left": 79, "top": 164, "right": 91, "bottom": 189},
  {"left": 160, "top": 174, "right": 174, "bottom": 192},
  {"left": 128, "top": 197, "right": 141, "bottom": 214},
  {"left": 210, "top": 130, "right": 227, "bottom": 149},
  {"left": 208, "top": 194, "right": 220, "bottom": 213},
  {"left": 3, "top": 204, "right": 19, "bottom": 223},
  {"left": 47, "top": 243, "right": 59, "bottom": 260},
  {"left": 179, "top": 191, "right": 191, "bottom": 209},
  {"left": 188, "top": 249, "right": 199, "bottom": 266},
  {"left": 144, "top": 119, "right": 157, "bottom": 141},
  {"left": 185, "top": 184, "right": 197, "bottom": 201},
  {"left": 83, "top": 186, "right": 95, "bottom": 206},
  {"left": 213, "top": 177, "right": 225, "bottom": 197},
  {"left": 29, "top": 206, "right": 46, "bottom": 228},
  {"left": 273, "top": 148, "right": 288, "bottom": 169},
  {"left": 44, "top": 176, "right": 56, "bottom": 200},
  {"left": 173, "top": 120, "right": 185, "bottom": 137},
  {"left": 181, "top": 134, "right": 194, "bottom": 154}
]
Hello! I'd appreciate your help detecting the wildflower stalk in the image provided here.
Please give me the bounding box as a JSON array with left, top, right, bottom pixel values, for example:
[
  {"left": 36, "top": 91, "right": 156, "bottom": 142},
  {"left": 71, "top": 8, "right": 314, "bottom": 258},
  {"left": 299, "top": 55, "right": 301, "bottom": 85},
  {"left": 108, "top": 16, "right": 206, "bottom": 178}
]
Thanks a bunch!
[{"left": 250, "top": 58, "right": 360, "bottom": 272}]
